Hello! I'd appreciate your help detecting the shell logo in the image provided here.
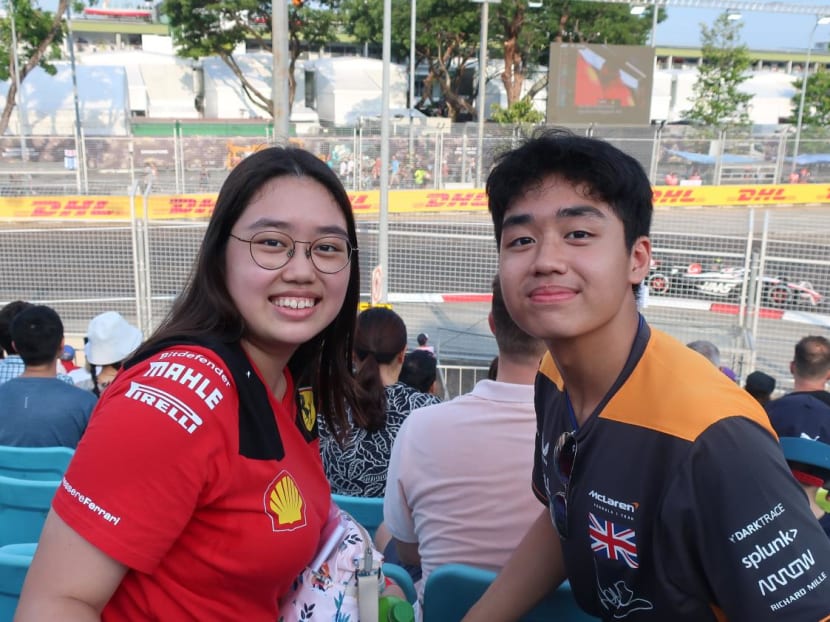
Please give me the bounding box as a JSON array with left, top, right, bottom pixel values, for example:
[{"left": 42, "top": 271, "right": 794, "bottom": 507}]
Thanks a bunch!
[
  {"left": 263, "top": 471, "right": 306, "bottom": 532},
  {"left": 298, "top": 388, "right": 316, "bottom": 433}
]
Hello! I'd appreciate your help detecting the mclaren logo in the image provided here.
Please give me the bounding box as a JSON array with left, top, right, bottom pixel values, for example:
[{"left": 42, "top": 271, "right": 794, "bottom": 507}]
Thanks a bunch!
[
  {"left": 263, "top": 471, "right": 306, "bottom": 532},
  {"left": 589, "top": 489, "right": 639, "bottom": 514},
  {"left": 298, "top": 388, "right": 316, "bottom": 432}
]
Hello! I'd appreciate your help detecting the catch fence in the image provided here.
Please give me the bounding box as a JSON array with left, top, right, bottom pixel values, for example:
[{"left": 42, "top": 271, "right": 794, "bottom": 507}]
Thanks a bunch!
[
  {"left": 1, "top": 202, "right": 828, "bottom": 398},
  {"left": 3, "top": 122, "right": 830, "bottom": 197}
]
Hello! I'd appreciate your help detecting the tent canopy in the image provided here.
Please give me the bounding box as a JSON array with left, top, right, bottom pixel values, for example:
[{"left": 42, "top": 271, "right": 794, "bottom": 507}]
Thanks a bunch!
[{"left": 667, "top": 149, "right": 765, "bottom": 165}]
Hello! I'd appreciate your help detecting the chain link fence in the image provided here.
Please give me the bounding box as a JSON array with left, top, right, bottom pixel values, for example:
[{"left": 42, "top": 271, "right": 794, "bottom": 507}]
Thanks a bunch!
[
  {"left": 3, "top": 123, "right": 830, "bottom": 197},
  {"left": 1, "top": 203, "right": 828, "bottom": 398}
]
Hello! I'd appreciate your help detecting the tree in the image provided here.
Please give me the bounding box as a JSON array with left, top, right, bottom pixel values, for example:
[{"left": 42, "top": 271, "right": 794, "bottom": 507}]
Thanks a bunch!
[
  {"left": 0, "top": 0, "right": 68, "bottom": 136},
  {"left": 490, "top": 98, "right": 543, "bottom": 123},
  {"left": 337, "top": 0, "right": 657, "bottom": 119},
  {"left": 790, "top": 69, "right": 830, "bottom": 127},
  {"left": 338, "top": 0, "right": 481, "bottom": 120},
  {"left": 683, "top": 12, "right": 753, "bottom": 127},
  {"left": 162, "top": 0, "right": 337, "bottom": 117}
]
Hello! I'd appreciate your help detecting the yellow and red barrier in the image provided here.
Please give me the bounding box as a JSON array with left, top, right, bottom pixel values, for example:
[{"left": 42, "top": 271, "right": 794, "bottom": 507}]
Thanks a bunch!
[{"left": 1, "top": 185, "right": 828, "bottom": 220}]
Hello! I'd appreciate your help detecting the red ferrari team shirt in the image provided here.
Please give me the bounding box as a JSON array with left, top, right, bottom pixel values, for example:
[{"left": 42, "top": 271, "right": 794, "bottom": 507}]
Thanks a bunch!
[{"left": 52, "top": 344, "right": 330, "bottom": 621}]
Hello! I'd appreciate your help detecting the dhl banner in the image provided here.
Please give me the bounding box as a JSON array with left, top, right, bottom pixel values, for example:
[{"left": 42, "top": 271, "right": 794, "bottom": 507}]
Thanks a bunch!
[{"left": 1, "top": 185, "right": 828, "bottom": 220}]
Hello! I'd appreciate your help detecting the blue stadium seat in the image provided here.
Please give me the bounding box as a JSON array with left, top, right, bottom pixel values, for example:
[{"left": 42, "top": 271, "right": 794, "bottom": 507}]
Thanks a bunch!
[
  {"left": 0, "top": 476, "right": 60, "bottom": 547},
  {"left": 331, "top": 493, "right": 384, "bottom": 539},
  {"left": 0, "top": 446, "right": 74, "bottom": 481},
  {"left": 422, "top": 563, "right": 599, "bottom": 622},
  {"left": 0, "top": 547, "right": 31, "bottom": 622},
  {"left": 382, "top": 562, "right": 417, "bottom": 604}
]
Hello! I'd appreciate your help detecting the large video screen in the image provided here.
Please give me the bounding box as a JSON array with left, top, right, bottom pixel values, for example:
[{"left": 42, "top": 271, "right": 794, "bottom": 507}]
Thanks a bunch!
[{"left": 547, "top": 43, "right": 654, "bottom": 124}]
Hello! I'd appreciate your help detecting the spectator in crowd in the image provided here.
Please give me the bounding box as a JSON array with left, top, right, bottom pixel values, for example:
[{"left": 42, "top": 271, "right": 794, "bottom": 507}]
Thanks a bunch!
[
  {"left": 744, "top": 370, "right": 776, "bottom": 405},
  {"left": 16, "top": 146, "right": 364, "bottom": 619},
  {"left": 415, "top": 332, "right": 435, "bottom": 355},
  {"left": 487, "top": 356, "right": 499, "bottom": 380},
  {"left": 0, "top": 300, "right": 74, "bottom": 386},
  {"left": 663, "top": 171, "right": 679, "bottom": 185},
  {"left": 399, "top": 349, "right": 439, "bottom": 395},
  {"left": 463, "top": 129, "right": 830, "bottom": 621},
  {"left": 766, "top": 335, "right": 830, "bottom": 537},
  {"left": 319, "top": 307, "right": 441, "bottom": 498},
  {"left": 0, "top": 300, "right": 31, "bottom": 382},
  {"left": 0, "top": 305, "right": 97, "bottom": 448},
  {"left": 769, "top": 399, "right": 830, "bottom": 522},
  {"left": 382, "top": 275, "right": 547, "bottom": 618},
  {"left": 84, "top": 311, "right": 143, "bottom": 397},
  {"left": 767, "top": 336, "right": 830, "bottom": 412},
  {"left": 59, "top": 345, "right": 79, "bottom": 373},
  {"left": 686, "top": 339, "right": 737, "bottom": 382}
]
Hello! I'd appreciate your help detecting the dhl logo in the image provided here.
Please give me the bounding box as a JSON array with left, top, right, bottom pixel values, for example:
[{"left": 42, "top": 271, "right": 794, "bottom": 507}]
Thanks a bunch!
[
  {"left": 348, "top": 193, "right": 375, "bottom": 211},
  {"left": 166, "top": 197, "right": 216, "bottom": 215},
  {"left": 736, "top": 187, "right": 788, "bottom": 202},
  {"left": 422, "top": 192, "right": 487, "bottom": 209},
  {"left": 29, "top": 199, "right": 120, "bottom": 217},
  {"left": 652, "top": 189, "right": 699, "bottom": 204}
]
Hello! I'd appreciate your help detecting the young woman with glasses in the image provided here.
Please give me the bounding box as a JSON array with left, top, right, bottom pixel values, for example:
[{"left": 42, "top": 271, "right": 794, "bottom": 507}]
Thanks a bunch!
[{"left": 17, "top": 146, "right": 363, "bottom": 620}]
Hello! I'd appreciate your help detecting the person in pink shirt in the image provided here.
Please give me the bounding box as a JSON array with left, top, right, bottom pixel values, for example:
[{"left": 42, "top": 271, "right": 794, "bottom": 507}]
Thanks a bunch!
[{"left": 382, "top": 276, "right": 546, "bottom": 618}]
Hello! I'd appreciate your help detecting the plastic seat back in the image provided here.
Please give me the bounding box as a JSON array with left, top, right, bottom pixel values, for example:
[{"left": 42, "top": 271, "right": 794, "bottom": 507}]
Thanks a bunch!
[
  {"left": 331, "top": 493, "right": 384, "bottom": 539},
  {"left": 0, "top": 476, "right": 60, "bottom": 547},
  {"left": 382, "top": 562, "right": 417, "bottom": 604},
  {"left": 0, "top": 548, "right": 31, "bottom": 622},
  {"left": 422, "top": 563, "right": 599, "bottom": 622},
  {"left": 0, "top": 446, "right": 74, "bottom": 481}
]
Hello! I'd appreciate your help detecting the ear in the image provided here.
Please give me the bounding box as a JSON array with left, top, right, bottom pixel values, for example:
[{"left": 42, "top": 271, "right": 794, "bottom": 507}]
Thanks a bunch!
[
  {"left": 629, "top": 236, "right": 652, "bottom": 285},
  {"left": 398, "top": 347, "right": 407, "bottom": 364},
  {"left": 487, "top": 311, "right": 495, "bottom": 336},
  {"left": 790, "top": 360, "right": 795, "bottom": 377}
]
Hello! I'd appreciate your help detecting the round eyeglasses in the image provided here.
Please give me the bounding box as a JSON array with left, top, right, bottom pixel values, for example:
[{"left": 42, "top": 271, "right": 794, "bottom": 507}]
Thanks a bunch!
[{"left": 229, "top": 230, "right": 356, "bottom": 274}]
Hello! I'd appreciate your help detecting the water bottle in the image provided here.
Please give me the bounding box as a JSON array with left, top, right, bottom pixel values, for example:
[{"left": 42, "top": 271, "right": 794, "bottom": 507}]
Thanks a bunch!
[{"left": 378, "top": 595, "right": 415, "bottom": 622}]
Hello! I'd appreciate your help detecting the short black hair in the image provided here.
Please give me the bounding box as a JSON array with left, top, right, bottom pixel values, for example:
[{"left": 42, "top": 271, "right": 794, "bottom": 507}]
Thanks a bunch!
[
  {"left": 0, "top": 300, "right": 32, "bottom": 354},
  {"left": 399, "top": 349, "right": 437, "bottom": 393},
  {"left": 10, "top": 305, "right": 63, "bottom": 366},
  {"left": 487, "top": 128, "right": 653, "bottom": 251}
]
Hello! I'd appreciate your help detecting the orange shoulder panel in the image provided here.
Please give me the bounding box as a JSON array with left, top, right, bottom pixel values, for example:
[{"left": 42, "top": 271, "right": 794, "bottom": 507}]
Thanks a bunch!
[{"left": 599, "top": 330, "right": 776, "bottom": 443}]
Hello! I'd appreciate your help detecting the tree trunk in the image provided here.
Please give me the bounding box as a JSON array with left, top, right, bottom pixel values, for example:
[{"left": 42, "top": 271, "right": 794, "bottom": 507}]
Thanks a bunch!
[
  {"left": 500, "top": 8, "right": 524, "bottom": 106},
  {"left": 219, "top": 52, "right": 272, "bottom": 116}
]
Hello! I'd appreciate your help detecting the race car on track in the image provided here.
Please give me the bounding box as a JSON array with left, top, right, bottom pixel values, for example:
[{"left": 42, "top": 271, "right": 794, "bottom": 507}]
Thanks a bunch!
[{"left": 646, "top": 259, "right": 824, "bottom": 309}]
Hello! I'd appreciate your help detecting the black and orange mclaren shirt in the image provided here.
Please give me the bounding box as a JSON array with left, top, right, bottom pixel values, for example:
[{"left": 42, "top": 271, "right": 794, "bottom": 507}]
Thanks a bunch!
[{"left": 532, "top": 319, "right": 830, "bottom": 621}]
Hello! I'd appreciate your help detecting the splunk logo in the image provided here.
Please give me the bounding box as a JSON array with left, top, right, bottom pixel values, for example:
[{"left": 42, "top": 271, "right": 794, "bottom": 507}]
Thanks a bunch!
[
  {"left": 741, "top": 529, "right": 797, "bottom": 570},
  {"left": 757, "top": 550, "right": 816, "bottom": 596}
]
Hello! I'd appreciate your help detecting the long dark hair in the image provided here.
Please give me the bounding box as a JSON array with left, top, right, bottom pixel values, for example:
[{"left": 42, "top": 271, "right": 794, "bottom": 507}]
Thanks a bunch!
[
  {"left": 351, "top": 307, "right": 406, "bottom": 433},
  {"left": 132, "top": 146, "right": 361, "bottom": 434}
]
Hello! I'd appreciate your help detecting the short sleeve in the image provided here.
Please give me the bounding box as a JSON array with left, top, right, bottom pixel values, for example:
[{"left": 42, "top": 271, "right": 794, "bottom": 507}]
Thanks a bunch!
[
  {"left": 383, "top": 417, "right": 418, "bottom": 543},
  {"left": 659, "top": 417, "right": 830, "bottom": 620},
  {"left": 52, "top": 346, "right": 236, "bottom": 573}
]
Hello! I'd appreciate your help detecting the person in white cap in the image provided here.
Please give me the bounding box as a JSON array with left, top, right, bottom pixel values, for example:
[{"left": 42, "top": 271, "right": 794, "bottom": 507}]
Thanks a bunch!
[{"left": 84, "top": 311, "right": 143, "bottom": 396}]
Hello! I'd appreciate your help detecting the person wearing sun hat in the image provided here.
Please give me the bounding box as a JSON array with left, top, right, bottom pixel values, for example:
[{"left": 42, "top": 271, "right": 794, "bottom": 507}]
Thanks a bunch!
[{"left": 84, "top": 311, "right": 143, "bottom": 396}]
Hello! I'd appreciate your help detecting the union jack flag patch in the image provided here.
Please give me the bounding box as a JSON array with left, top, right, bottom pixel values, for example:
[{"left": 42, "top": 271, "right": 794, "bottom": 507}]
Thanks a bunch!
[{"left": 588, "top": 512, "right": 639, "bottom": 569}]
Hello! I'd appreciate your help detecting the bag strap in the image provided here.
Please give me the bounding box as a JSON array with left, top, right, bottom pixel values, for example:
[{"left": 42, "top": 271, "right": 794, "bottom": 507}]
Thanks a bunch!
[{"left": 348, "top": 512, "right": 381, "bottom": 621}]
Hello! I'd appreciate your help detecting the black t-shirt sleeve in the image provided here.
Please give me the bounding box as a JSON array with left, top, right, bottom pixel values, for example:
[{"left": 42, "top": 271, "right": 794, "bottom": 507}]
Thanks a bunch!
[{"left": 658, "top": 416, "right": 830, "bottom": 620}]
